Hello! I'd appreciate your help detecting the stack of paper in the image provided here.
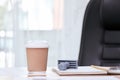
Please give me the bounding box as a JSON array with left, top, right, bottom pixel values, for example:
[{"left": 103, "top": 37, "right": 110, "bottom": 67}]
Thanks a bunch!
[{"left": 52, "top": 66, "right": 108, "bottom": 76}]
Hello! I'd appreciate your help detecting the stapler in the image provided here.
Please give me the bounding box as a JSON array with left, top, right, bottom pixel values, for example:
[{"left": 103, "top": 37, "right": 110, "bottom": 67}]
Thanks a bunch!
[{"left": 58, "top": 60, "right": 78, "bottom": 70}]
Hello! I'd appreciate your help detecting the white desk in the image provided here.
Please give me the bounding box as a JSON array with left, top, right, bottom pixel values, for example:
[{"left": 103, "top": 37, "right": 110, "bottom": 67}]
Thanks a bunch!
[{"left": 0, "top": 67, "right": 119, "bottom": 80}]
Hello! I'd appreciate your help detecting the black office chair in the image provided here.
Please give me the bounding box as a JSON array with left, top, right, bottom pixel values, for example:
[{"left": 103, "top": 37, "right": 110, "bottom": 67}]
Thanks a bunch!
[{"left": 78, "top": 0, "right": 120, "bottom": 66}]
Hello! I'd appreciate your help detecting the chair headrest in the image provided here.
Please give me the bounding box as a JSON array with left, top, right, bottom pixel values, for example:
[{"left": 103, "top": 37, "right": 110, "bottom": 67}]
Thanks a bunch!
[{"left": 101, "top": 0, "right": 120, "bottom": 30}]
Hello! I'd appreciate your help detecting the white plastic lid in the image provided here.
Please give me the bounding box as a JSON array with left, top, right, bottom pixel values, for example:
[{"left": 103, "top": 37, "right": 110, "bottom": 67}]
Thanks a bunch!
[{"left": 26, "top": 40, "right": 48, "bottom": 48}]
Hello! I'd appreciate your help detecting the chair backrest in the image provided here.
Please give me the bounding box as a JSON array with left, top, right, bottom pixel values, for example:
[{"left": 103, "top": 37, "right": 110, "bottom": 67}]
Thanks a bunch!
[{"left": 78, "top": 0, "right": 120, "bottom": 66}]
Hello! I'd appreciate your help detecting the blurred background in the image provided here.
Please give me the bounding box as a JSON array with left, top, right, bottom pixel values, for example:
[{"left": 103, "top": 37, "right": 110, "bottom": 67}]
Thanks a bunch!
[{"left": 0, "top": 0, "right": 89, "bottom": 67}]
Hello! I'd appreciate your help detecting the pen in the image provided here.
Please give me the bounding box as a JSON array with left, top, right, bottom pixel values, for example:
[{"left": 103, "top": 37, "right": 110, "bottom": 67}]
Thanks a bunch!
[{"left": 91, "top": 65, "right": 110, "bottom": 72}]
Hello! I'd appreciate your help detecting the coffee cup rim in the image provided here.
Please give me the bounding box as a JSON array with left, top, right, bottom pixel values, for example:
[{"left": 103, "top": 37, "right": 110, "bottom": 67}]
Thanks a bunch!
[{"left": 25, "top": 40, "right": 48, "bottom": 48}]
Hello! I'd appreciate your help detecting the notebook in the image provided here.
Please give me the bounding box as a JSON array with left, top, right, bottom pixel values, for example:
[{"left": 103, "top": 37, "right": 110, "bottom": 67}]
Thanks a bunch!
[{"left": 52, "top": 66, "right": 108, "bottom": 76}]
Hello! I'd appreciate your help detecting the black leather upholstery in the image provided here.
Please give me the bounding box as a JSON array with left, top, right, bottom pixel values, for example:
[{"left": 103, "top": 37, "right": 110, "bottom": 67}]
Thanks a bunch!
[{"left": 78, "top": 0, "right": 120, "bottom": 66}]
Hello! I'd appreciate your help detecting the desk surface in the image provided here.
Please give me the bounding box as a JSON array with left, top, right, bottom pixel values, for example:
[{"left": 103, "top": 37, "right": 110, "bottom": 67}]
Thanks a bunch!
[{"left": 0, "top": 67, "right": 120, "bottom": 80}]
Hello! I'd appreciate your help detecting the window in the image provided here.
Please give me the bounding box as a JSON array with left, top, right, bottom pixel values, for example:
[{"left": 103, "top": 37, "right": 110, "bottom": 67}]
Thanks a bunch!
[
  {"left": 0, "top": 0, "right": 64, "bottom": 67},
  {"left": 11, "top": 0, "right": 63, "bottom": 30}
]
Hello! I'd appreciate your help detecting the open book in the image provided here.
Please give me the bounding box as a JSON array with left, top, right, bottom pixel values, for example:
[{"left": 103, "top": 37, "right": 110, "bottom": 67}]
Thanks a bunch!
[{"left": 52, "top": 66, "right": 109, "bottom": 76}]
